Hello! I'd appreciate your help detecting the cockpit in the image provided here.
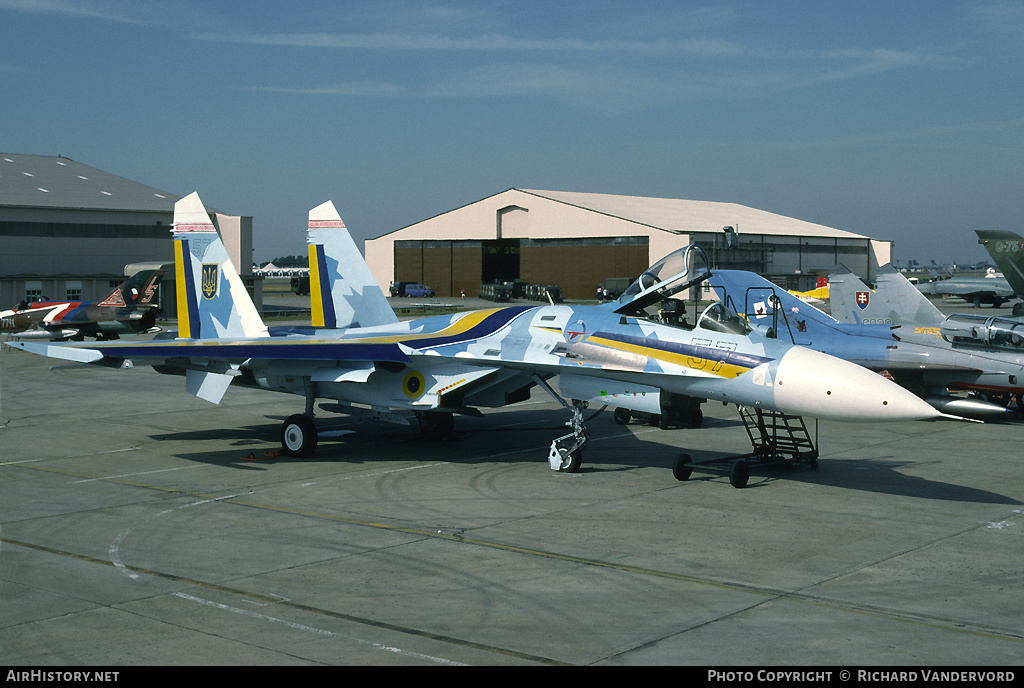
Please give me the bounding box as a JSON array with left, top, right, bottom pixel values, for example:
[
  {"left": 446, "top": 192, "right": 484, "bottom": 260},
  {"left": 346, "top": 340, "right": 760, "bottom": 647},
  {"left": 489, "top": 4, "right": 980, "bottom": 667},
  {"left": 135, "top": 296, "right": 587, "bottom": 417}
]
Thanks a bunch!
[
  {"left": 615, "top": 245, "right": 711, "bottom": 324},
  {"left": 610, "top": 244, "right": 752, "bottom": 335},
  {"left": 696, "top": 302, "right": 753, "bottom": 336},
  {"left": 940, "top": 314, "right": 1024, "bottom": 350},
  {"left": 617, "top": 244, "right": 710, "bottom": 307}
]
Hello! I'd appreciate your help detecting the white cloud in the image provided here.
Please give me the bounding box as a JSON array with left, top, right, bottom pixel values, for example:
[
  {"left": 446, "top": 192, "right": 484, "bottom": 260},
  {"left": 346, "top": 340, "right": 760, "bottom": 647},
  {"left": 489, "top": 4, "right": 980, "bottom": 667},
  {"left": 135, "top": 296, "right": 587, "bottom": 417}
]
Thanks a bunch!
[{"left": 0, "top": 0, "right": 149, "bottom": 25}]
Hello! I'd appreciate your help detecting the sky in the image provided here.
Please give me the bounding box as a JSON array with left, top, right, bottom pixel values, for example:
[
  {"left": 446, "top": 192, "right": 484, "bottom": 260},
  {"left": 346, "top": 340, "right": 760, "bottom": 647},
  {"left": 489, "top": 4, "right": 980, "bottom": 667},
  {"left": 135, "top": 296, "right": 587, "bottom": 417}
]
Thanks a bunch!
[{"left": 2, "top": 1, "right": 1022, "bottom": 266}]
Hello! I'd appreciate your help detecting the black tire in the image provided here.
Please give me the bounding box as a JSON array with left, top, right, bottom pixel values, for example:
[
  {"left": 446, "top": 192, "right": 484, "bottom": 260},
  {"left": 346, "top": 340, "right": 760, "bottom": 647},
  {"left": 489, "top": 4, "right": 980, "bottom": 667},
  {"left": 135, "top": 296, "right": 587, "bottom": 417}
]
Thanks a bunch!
[
  {"left": 281, "top": 414, "right": 318, "bottom": 458},
  {"left": 729, "top": 460, "right": 750, "bottom": 488},
  {"left": 689, "top": 407, "right": 704, "bottom": 428},
  {"left": 672, "top": 454, "right": 692, "bottom": 481},
  {"left": 613, "top": 407, "right": 632, "bottom": 425},
  {"left": 418, "top": 412, "right": 454, "bottom": 439},
  {"left": 558, "top": 447, "right": 583, "bottom": 473}
]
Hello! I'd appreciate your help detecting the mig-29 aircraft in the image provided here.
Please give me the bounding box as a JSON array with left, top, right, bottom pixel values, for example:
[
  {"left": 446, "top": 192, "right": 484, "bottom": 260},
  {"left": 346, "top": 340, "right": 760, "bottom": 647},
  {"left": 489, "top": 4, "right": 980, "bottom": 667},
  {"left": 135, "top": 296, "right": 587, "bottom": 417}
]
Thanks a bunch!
[
  {"left": 0, "top": 270, "right": 163, "bottom": 341},
  {"left": 829, "top": 263, "right": 946, "bottom": 327},
  {"left": 7, "top": 192, "right": 942, "bottom": 472},
  {"left": 710, "top": 267, "right": 1024, "bottom": 419}
]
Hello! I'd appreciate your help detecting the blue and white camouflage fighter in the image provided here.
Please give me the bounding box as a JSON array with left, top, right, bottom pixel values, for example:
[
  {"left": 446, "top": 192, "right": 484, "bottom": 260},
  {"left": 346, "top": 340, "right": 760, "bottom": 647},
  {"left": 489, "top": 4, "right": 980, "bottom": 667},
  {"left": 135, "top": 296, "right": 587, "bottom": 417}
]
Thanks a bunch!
[
  {"left": 710, "top": 267, "right": 1024, "bottom": 419},
  {"left": 7, "top": 192, "right": 942, "bottom": 472}
]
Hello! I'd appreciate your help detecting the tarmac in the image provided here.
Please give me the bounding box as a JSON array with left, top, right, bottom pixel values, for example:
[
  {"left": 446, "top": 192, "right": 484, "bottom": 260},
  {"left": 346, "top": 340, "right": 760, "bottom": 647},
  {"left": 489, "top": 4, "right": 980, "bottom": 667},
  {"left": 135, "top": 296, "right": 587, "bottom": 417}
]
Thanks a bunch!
[{"left": 1, "top": 296, "right": 1022, "bottom": 666}]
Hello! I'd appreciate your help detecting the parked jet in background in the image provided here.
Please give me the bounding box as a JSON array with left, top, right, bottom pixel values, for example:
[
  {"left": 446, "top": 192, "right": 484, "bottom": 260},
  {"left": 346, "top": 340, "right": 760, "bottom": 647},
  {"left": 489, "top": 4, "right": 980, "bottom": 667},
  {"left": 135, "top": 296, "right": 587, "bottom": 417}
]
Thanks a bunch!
[
  {"left": 1, "top": 270, "right": 163, "bottom": 340},
  {"left": 914, "top": 263, "right": 1017, "bottom": 308},
  {"left": 710, "top": 269, "right": 1024, "bottom": 418},
  {"left": 7, "top": 193, "right": 941, "bottom": 473}
]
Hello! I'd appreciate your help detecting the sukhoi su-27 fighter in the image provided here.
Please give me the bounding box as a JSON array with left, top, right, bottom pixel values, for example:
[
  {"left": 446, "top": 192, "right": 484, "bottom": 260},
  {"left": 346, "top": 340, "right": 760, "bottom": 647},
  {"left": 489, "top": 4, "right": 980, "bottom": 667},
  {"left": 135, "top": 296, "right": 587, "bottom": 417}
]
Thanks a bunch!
[{"left": 7, "top": 192, "right": 941, "bottom": 472}]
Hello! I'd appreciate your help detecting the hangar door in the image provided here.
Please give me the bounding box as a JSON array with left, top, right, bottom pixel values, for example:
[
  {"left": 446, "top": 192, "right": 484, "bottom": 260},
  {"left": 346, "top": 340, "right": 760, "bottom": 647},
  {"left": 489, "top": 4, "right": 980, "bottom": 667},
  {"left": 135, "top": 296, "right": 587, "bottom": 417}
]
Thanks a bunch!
[
  {"left": 520, "top": 237, "right": 649, "bottom": 300},
  {"left": 482, "top": 239, "right": 520, "bottom": 286},
  {"left": 394, "top": 236, "right": 650, "bottom": 300},
  {"left": 394, "top": 240, "right": 483, "bottom": 297}
]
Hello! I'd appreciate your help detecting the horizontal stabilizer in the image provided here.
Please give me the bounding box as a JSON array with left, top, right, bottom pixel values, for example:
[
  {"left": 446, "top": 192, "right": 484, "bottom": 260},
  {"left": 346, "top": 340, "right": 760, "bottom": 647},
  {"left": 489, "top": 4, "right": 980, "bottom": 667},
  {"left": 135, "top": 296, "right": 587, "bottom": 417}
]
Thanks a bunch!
[{"left": 5, "top": 340, "right": 104, "bottom": 363}]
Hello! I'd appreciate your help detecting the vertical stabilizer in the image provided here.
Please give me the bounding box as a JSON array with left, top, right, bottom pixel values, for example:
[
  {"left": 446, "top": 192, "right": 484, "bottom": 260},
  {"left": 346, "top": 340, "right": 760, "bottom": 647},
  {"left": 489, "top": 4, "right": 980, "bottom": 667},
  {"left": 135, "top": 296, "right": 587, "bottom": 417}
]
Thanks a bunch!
[
  {"left": 172, "top": 192, "right": 268, "bottom": 340},
  {"left": 977, "top": 230, "right": 1024, "bottom": 296},
  {"left": 95, "top": 269, "right": 163, "bottom": 308},
  {"left": 826, "top": 265, "right": 871, "bottom": 324},
  {"left": 871, "top": 264, "right": 945, "bottom": 325},
  {"left": 306, "top": 201, "right": 398, "bottom": 328},
  {"left": 829, "top": 264, "right": 944, "bottom": 326}
]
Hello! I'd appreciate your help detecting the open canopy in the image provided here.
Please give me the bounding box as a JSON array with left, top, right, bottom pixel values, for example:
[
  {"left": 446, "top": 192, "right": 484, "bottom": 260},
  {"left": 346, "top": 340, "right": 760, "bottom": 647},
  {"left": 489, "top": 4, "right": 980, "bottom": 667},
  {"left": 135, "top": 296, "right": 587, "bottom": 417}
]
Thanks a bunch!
[{"left": 614, "top": 244, "right": 710, "bottom": 316}]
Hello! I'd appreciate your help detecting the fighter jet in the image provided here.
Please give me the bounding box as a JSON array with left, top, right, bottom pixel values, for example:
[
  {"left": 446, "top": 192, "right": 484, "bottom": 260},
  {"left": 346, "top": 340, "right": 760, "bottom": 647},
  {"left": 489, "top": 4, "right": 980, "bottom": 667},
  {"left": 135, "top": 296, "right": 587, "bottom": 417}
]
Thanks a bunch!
[
  {"left": 7, "top": 192, "right": 941, "bottom": 472},
  {"left": 976, "top": 230, "right": 1024, "bottom": 313},
  {"left": 914, "top": 263, "right": 1017, "bottom": 308},
  {"left": 710, "top": 267, "right": 1024, "bottom": 419},
  {"left": 0, "top": 270, "right": 163, "bottom": 341}
]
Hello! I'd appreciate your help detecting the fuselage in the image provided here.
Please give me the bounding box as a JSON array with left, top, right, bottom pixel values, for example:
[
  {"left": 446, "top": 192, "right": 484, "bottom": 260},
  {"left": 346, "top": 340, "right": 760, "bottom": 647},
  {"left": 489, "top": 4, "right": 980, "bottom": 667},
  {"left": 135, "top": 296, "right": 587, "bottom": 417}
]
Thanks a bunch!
[
  {"left": 240, "top": 302, "right": 939, "bottom": 422},
  {"left": 0, "top": 301, "right": 156, "bottom": 338}
]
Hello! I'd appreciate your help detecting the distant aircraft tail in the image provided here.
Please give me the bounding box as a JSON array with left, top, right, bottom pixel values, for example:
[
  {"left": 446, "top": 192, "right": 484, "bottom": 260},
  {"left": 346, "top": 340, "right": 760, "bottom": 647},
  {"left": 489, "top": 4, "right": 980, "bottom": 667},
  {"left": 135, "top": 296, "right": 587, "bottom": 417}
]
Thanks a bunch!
[
  {"left": 172, "top": 192, "right": 268, "bottom": 340},
  {"left": 976, "top": 230, "right": 1024, "bottom": 296},
  {"left": 829, "top": 263, "right": 944, "bottom": 326},
  {"left": 306, "top": 200, "right": 398, "bottom": 329},
  {"left": 6, "top": 193, "right": 267, "bottom": 403},
  {"left": 96, "top": 269, "right": 164, "bottom": 308}
]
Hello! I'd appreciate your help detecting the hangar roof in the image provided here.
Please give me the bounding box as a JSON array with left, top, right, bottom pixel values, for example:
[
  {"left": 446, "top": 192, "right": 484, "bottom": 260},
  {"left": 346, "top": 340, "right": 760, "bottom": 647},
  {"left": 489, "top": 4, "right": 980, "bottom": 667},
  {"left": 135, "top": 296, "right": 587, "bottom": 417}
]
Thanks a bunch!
[
  {"left": 518, "top": 188, "right": 867, "bottom": 239},
  {"left": 0, "top": 153, "right": 180, "bottom": 212}
]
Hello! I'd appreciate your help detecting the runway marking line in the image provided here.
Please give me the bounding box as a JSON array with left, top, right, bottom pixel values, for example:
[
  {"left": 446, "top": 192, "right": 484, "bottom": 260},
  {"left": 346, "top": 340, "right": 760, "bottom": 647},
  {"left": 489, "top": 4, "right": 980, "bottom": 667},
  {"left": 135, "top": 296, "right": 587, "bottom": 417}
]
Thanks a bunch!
[
  {"left": 4, "top": 535, "right": 569, "bottom": 665},
  {"left": 6, "top": 440, "right": 1024, "bottom": 652}
]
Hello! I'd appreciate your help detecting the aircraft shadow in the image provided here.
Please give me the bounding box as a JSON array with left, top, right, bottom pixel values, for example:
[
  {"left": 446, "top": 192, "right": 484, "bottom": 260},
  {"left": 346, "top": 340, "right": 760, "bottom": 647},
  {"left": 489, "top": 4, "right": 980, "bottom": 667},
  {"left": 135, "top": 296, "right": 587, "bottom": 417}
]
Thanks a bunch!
[
  {"left": 669, "top": 451, "right": 1021, "bottom": 505},
  {"left": 151, "top": 411, "right": 1021, "bottom": 505}
]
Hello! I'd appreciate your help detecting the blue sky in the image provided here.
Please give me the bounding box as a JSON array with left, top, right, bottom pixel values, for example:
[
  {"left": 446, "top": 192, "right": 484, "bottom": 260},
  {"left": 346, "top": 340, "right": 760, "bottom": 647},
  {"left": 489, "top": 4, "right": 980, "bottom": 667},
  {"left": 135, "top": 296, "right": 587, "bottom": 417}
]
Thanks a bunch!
[{"left": 2, "top": 1, "right": 1022, "bottom": 266}]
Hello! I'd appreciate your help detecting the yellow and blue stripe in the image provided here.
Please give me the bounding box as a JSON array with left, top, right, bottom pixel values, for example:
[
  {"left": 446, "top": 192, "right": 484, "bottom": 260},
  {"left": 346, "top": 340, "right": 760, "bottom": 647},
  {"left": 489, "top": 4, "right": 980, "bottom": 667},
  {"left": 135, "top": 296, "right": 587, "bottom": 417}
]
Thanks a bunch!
[
  {"left": 174, "top": 239, "right": 201, "bottom": 339},
  {"left": 308, "top": 243, "right": 336, "bottom": 329},
  {"left": 582, "top": 331, "right": 770, "bottom": 378}
]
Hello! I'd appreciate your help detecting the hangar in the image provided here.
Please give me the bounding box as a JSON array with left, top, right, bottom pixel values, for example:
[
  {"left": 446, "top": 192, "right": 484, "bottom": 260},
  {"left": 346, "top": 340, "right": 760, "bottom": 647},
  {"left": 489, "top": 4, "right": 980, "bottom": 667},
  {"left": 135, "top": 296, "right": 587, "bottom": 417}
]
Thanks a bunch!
[
  {"left": 0, "top": 153, "right": 257, "bottom": 315},
  {"left": 365, "top": 188, "right": 893, "bottom": 300}
]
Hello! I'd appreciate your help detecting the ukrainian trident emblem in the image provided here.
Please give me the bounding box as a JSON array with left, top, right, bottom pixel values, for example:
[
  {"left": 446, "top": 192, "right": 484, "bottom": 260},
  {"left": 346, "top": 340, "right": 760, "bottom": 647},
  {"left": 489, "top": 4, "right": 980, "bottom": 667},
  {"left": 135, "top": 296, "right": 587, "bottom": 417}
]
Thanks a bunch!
[{"left": 201, "top": 264, "right": 219, "bottom": 300}]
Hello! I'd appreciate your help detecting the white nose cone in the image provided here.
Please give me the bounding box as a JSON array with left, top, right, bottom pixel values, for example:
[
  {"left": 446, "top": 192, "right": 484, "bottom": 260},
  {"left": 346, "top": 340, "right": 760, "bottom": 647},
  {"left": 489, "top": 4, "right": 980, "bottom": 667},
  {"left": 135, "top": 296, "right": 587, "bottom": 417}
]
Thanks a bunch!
[{"left": 773, "top": 347, "right": 941, "bottom": 422}]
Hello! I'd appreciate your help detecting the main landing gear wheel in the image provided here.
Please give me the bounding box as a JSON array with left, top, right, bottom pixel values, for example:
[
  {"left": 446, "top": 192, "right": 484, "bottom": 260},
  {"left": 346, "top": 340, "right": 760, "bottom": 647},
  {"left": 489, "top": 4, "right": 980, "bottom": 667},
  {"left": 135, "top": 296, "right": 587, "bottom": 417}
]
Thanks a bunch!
[
  {"left": 281, "top": 414, "right": 318, "bottom": 458},
  {"left": 689, "top": 407, "right": 704, "bottom": 428},
  {"left": 417, "top": 411, "right": 454, "bottom": 439}
]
